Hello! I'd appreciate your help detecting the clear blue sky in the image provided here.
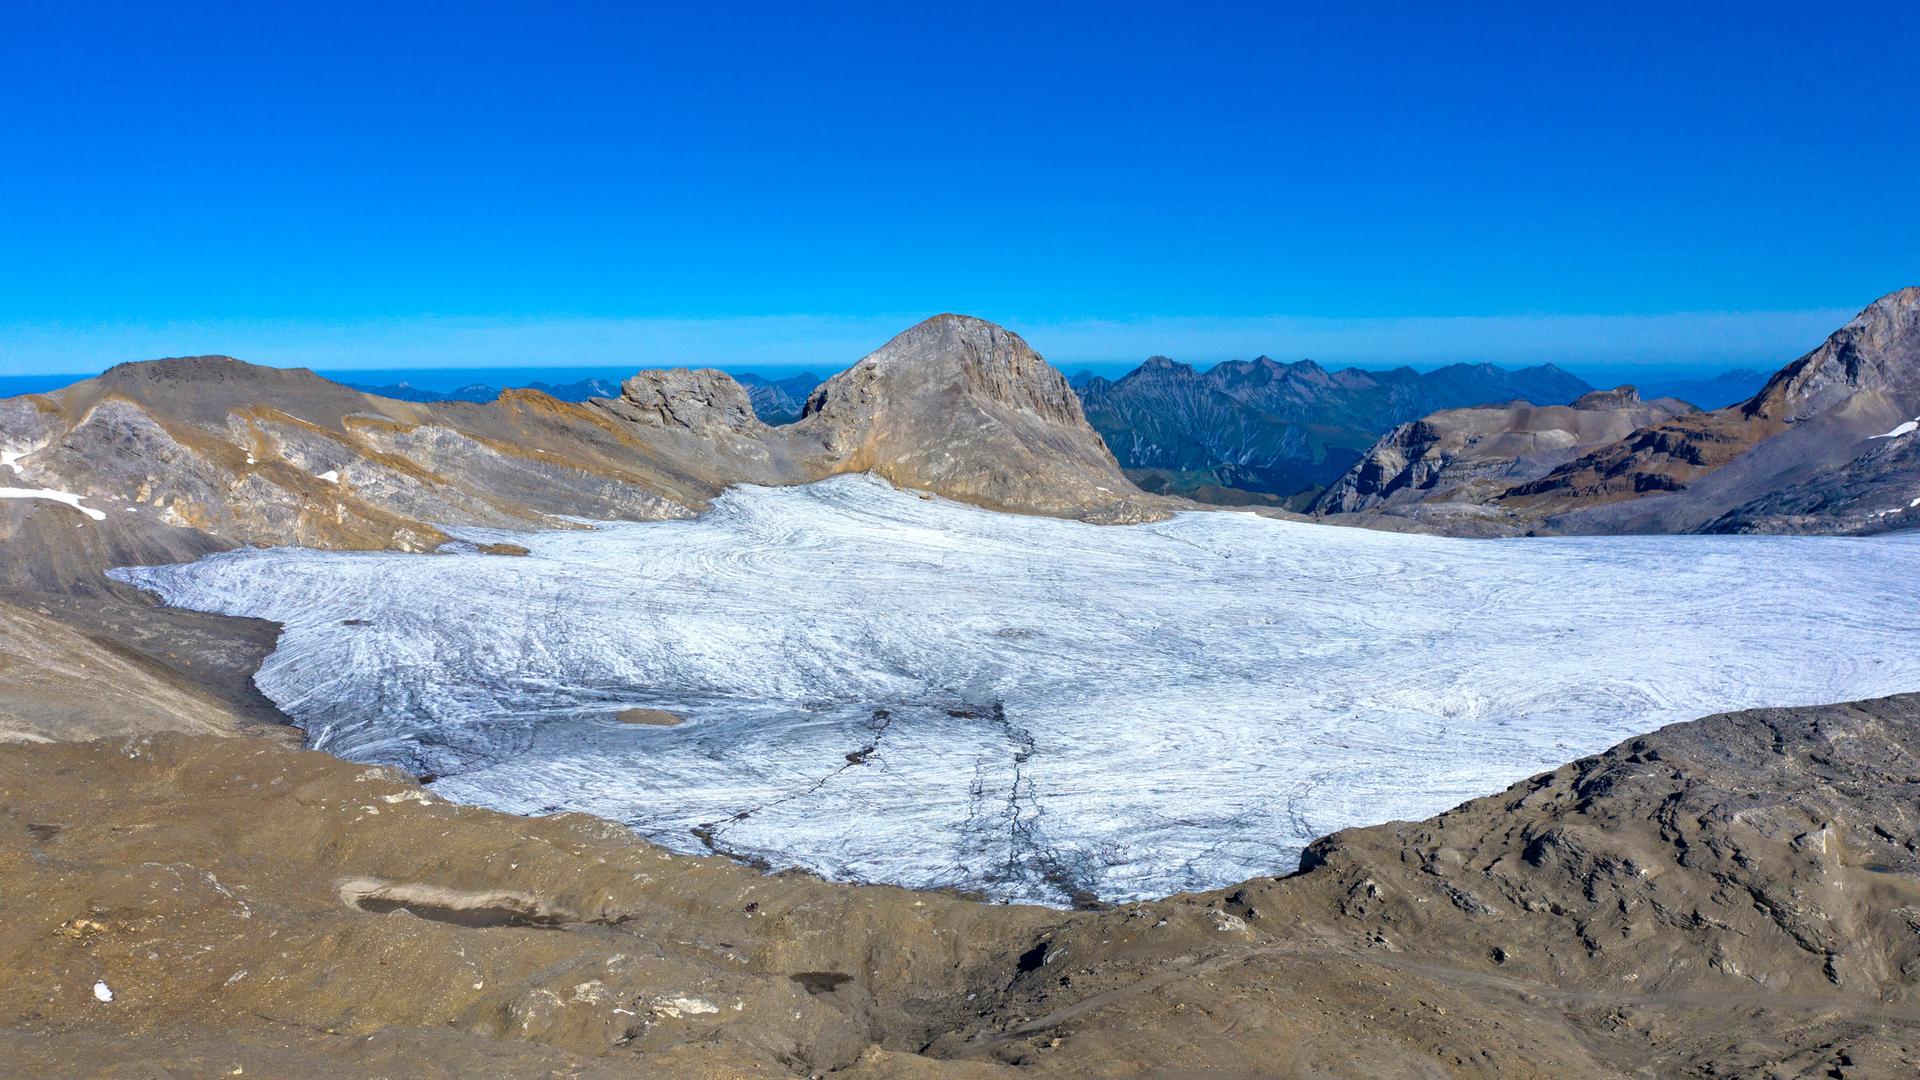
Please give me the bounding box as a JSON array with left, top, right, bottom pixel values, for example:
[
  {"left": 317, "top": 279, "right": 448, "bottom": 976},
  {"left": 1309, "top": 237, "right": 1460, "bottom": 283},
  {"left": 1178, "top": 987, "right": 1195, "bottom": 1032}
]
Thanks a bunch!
[{"left": 1, "top": 2, "right": 1914, "bottom": 374}]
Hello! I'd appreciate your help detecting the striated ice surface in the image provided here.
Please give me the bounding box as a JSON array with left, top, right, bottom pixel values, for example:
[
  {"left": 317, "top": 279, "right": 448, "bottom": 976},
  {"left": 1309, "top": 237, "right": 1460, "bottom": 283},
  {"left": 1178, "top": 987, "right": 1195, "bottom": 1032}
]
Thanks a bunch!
[{"left": 113, "top": 475, "right": 1920, "bottom": 906}]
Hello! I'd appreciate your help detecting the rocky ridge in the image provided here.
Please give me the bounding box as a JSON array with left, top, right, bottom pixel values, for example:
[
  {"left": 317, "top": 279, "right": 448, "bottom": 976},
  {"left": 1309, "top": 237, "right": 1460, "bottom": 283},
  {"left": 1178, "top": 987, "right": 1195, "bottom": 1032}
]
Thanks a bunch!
[
  {"left": 0, "top": 315, "right": 1155, "bottom": 595},
  {"left": 1307, "top": 287, "right": 1920, "bottom": 536},
  {"left": 1499, "top": 286, "right": 1920, "bottom": 534},
  {"left": 1310, "top": 387, "right": 1695, "bottom": 524}
]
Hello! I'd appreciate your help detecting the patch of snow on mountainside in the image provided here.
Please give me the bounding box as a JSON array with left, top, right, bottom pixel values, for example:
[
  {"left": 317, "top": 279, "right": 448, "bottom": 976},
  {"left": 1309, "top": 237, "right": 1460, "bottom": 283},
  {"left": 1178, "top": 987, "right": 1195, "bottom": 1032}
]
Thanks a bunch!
[
  {"left": 0, "top": 486, "right": 106, "bottom": 520},
  {"left": 112, "top": 475, "right": 1920, "bottom": 906}
]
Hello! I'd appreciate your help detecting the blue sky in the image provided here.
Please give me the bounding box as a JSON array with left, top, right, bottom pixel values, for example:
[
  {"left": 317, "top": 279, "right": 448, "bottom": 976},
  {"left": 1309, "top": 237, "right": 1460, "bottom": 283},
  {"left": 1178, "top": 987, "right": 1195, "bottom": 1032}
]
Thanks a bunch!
[{"left": 1, "top": 3, "right": 1914, "bottom": 375}]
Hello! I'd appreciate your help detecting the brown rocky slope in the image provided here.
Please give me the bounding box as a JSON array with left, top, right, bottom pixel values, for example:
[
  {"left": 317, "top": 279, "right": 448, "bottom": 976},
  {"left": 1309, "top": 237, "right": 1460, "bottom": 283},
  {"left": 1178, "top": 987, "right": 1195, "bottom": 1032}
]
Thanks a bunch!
[{"left": 1309, "top": 386, "right": 1695, "bottom": 529}]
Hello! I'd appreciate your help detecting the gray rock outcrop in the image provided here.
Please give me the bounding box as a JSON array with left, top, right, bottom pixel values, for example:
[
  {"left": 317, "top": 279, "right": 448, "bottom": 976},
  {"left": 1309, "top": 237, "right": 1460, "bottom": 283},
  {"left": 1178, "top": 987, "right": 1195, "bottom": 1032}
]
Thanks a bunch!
[{"left": 1311, "top": 387, "right": 1694, "bottom": 517}]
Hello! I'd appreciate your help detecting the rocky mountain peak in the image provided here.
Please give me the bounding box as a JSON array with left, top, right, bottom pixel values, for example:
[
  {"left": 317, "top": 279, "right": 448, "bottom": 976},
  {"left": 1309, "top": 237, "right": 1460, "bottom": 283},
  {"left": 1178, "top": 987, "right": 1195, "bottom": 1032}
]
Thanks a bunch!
[
  {"left": 78, "top": 354, "right": 391, "bottom": 427},
  {"left": 797, "top": 314, "right": 1153, "bottom": 520},
  {"left": 609, "top": 369, "right": 763, "bottom": 435},
  {"left": 805, "top": 313, "right": 1084, "bottom": 425},
  {"left": 1745, "top": 285, "right": 1920, "bottom": 422},
  {"left": 1123, "top": 356, "right": 1200, "bottom": 384},
  {"left": 101, "top": 355, "right": 263, "bottom": 381},
  {"left": 844, "top": 312, "right": 1033, "bottom": 377},
  {"left": 1572, "top": 386, "right": 1642, "bottom": 410}
]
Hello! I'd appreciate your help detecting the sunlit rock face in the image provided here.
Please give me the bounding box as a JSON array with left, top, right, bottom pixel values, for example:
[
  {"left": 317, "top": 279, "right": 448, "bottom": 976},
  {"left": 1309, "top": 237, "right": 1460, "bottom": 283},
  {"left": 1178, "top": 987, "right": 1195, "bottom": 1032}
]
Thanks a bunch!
[{"left": 113, "top": 475, "right": 1920, "bottom": 906}]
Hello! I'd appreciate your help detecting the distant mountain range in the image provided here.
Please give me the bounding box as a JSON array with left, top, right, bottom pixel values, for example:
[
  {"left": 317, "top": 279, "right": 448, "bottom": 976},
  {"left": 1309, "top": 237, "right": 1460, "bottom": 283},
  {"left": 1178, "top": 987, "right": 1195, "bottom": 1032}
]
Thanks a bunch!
[
  {"left": 336, "top": 359, "right": 1771, "bottom": 509},
  {"left": 340, "top": 377, "right": 624, "bottom": 404},
  {"left": 1067, "top": 358, "right": 1594, "bottom": 505},
  {"left": 340, "top": 372, "right": 830, "bottom": 423},
  {"left": 733, "top": 371, "right": 824, "bottom": 424},
  {"left": 8, "top": 357, "right": 1762, "bottom": 519}
]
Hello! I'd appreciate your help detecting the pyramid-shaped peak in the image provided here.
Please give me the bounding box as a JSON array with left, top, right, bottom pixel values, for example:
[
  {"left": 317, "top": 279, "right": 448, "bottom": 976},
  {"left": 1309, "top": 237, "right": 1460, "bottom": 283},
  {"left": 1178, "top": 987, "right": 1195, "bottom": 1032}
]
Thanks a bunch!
[
  {"left": 866, "top": 313, "right": 1035, "bottom": 363},
  {"left": 809, "top": 313, "right": 1077, "bottom": 417},
  {"left": 795, "top": 313, "right": 1147, "bottom": 518},
  {"left": 1843, "top": 286, "right": 1920, "bottom": 342}
]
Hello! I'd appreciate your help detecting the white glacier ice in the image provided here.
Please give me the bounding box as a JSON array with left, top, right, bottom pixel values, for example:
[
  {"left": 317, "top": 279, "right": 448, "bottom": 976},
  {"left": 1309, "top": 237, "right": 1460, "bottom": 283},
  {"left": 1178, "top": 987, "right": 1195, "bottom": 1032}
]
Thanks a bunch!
[{"left": 111, "top": 475, "right": 1920, "bottom": 906}]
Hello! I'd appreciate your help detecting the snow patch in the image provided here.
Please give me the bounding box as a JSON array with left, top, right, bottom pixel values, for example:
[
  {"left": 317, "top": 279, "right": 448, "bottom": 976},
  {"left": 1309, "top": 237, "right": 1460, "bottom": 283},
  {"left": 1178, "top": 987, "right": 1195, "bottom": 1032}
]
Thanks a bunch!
[
  {"left": 0, "top": 487, "right": 107, "bottom": 521},
  {"left": 651, "top": 996, "right": 718, "bottom": 1018},
  {"left": 92, "top": 981, "right": 113, "bottom": 1003},
  {"left": 316, "top": 470, "right": 340, "bottom": 484},
  {"left": 1871, "top": 418, "right": 1919, "bottom": 439}
]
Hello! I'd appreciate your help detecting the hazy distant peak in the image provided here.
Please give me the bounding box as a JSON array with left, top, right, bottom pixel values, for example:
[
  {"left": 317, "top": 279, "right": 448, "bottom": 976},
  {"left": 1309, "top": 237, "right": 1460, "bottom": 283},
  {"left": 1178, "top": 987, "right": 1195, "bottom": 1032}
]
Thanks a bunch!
[{"left": 1571, "top": 386, "right": 1642, "bottom": 410}]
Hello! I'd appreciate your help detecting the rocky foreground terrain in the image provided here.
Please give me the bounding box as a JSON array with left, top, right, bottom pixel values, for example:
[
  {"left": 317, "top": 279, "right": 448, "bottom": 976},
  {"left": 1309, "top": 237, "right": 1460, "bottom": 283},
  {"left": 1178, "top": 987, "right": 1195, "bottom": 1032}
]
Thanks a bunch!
[{"left": 4, "top": 695, "right": 1918, "bottom": 1077}]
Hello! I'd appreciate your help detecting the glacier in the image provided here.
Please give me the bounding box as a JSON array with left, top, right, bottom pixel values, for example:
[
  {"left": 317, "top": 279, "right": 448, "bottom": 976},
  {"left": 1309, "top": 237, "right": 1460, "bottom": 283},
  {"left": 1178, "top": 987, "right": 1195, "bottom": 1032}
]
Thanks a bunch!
[{"left": 112, "top": 475, "right": 1920, "bottom": 906}]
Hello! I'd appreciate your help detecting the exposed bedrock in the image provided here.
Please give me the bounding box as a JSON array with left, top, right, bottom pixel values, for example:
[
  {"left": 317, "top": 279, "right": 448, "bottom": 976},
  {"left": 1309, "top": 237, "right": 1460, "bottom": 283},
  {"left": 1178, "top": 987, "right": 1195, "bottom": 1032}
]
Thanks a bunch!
[{"left": 1310, "top": 386, "right": 1696, "bottom": 519}]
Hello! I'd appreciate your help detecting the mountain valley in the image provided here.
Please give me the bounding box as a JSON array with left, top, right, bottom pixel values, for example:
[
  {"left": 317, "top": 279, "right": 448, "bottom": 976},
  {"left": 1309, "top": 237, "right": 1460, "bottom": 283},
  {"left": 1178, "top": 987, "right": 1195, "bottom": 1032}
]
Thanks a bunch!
[{"left": 5, "top": 298, "right": 1920, "bottom": 1077}]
